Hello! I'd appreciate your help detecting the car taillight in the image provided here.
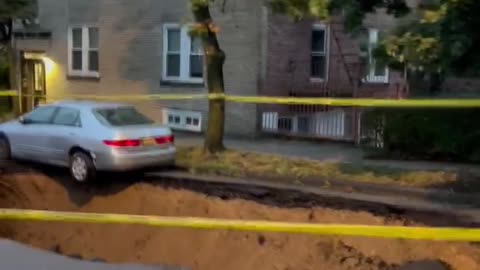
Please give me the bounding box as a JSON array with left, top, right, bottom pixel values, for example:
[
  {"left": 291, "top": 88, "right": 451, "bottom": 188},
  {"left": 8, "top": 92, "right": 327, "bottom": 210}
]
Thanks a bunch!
[
  {"left": 155, "top": 135, "right": 174, "bottom": 145},
  {"left": 103, "top": 139, "right": 141, "bottom": 147}
]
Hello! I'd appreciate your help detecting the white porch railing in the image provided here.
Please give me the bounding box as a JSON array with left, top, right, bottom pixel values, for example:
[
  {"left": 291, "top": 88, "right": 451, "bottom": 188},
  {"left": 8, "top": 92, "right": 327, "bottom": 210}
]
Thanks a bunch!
[
  {"left": 261, "top": 109, "right": 347, "bottom": 140},
  {"left": 262, "top": 112, "right": 279, "bottom": 131},
  {"left": 313, "top": 109, "right": 345, "bottom": 138}
]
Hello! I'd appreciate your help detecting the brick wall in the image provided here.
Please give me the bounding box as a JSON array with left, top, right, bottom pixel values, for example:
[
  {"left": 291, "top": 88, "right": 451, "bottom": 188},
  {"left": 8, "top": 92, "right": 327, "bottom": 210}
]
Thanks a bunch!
[
  {"left": 260, "top": 11, "right": 409, "bottom": 143},
  {"left": 262, "top": 11, "right": 407, "bottom": 109}
]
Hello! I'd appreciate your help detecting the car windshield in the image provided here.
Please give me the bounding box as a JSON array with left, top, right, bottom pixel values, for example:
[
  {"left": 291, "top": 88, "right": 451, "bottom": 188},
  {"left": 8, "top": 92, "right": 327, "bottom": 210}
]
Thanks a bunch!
[{"left": 93, "top": 106, "right": 154, "bottom": 126}]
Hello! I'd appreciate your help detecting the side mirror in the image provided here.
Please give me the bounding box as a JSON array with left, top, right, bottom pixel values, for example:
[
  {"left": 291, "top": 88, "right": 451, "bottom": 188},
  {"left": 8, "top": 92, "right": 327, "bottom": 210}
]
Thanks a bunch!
[{"left": 18, "top": 116, "right": 27, "bottom": 124}]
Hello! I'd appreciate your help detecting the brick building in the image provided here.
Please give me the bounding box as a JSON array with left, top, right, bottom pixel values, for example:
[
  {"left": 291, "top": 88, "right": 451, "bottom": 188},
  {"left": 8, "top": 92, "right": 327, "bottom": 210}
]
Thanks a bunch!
[{"left": 10, "top": 0, "right": 409, "bottom": 141}]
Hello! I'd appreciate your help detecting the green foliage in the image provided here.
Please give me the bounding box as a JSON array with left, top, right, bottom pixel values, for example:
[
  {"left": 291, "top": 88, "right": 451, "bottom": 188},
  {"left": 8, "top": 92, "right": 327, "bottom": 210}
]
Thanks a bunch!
[
  {"left": 374, "top": 0, "right": 480, "bottom": 76},
  {"left": 365, "top": 108, "right": 480, "bottom": 163},
  {"left": 1, "top": 0, "right": 37, "bottom": 46},
  {"left": 189, "top": 0, "right": 211, "bottom": 11},
  {"left": 375, "top": 32, "right": 441, "bottom": 72},
  {"left": 0, "top": 97, "right": 12, "bottom": 114},
  {"left": 0, "top": 51, "right": 8, "bottom": 89},
  {"left": 329, "top": 0, "right": 410, "bottom": 32},
  {"left": 268, "top": 0, "right": 329, "bottom": 21},
  {"left": 266, "top": 0, "right": 474, "bottom": 75},
  {"left": 0, "top": 0, "right": 36, "bottom": 18}
]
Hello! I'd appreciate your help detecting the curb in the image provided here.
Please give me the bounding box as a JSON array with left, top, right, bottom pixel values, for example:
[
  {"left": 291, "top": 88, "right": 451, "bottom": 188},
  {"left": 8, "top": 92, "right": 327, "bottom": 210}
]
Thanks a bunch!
[{"left": 151, "top": 171, "right": 480, "bottom": 225}]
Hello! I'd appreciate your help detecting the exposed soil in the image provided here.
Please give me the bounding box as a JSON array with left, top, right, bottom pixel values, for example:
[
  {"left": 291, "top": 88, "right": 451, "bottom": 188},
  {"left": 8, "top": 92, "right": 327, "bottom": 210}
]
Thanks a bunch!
[{"left": 0, "top": 163, "right": 478, "bottom": 270}]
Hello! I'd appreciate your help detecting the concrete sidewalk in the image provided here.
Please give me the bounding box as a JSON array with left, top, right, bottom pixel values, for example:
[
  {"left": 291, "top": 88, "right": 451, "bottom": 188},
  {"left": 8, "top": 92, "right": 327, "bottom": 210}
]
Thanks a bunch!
[
  {"left": 175, "top": 133, "right": 480, "bottom": 173},
  {"left": 0, "top": 240, "right": 185, "bottom": 270},
  {"left": 153, "top": 170, "right": 480, "bottom": 225}
]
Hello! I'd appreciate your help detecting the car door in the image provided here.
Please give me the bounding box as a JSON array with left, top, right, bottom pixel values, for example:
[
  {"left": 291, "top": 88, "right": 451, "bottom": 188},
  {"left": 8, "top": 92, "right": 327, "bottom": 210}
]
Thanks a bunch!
[
  {"left": 8, "top": 105, "right": 57, "bottom": 161},
  {"left": 45, "top": 106, "right": 82, "bottom": 166}
]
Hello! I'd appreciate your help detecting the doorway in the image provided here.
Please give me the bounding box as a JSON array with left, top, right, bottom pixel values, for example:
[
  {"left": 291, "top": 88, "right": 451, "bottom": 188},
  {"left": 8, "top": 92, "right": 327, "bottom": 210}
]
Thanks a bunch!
[{"left": 20, "top": 52, "right": 46, "bottom": 113}]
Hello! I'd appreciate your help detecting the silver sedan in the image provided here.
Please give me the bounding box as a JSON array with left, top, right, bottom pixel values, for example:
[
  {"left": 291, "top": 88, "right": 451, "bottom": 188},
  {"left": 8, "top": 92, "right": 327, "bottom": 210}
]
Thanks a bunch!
[{"left": 0, "top": 100, "right": 176, "bottom": 183}]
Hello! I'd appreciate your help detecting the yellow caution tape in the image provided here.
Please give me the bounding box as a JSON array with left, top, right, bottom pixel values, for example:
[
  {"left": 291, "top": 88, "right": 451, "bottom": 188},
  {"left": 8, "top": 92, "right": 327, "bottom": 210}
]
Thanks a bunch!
[
  {"left": 1, "top": 91, "right": 480, "bottom": 107},
  {"left": 0, "top": 90, "right": 18, "bottom": 97},
  {"left": 17, "top": 93, "right": 211, "bottom": 101},
  {"left": 0, "top": 209, "right": 479, "bottom": 242},
  {"left": 225, "top": 95, "right": 480, "bottom": 108},
  {"left": 2, "top": 92, "right": 223, "bottom": 101}
]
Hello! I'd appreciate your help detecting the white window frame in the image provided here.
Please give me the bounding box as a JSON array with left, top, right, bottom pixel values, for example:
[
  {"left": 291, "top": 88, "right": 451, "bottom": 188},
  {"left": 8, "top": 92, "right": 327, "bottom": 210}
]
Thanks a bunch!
[
  {"left": 366, "top": 28, "right": 389, "bottom": 84},
  {"left": 162, "top": 108, "right": 202, "bottom": 132},
  {"left": 162, "top": 23, "right": 204, "bottom": 84},
  {"left": 68, "top": 25, "right": 99, "bottom": 78},
  {"left": 310, "top": 23, "right": 330, "bottom": 82}
]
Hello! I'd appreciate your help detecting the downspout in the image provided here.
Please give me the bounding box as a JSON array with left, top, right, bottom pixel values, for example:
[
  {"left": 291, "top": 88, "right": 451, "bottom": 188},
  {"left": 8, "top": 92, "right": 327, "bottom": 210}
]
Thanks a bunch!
[
  {"left": 403, "top": 63, "right": 409, "bottom": 98},
  {"left": 257, "top": 5, "right": 269, "bottom": 137},
  {"left": 7, "top": 19, "right": 22, "bottom": 115}
]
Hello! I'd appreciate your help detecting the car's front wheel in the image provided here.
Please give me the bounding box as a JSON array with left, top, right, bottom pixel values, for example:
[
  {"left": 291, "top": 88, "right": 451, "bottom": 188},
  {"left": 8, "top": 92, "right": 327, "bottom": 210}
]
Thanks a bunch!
[
  {"left": 0, "top": 136, "right": 11, "bottom": 161},
  {"left": 70, "top": 152, "right": 96, "bottom": 183}
]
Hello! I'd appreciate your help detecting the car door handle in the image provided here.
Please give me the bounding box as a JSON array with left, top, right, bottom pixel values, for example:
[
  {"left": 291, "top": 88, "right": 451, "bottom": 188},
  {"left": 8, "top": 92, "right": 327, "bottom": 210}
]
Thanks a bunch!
[{"left": 68, "top": 133, "right": 76, "bottom": 136}]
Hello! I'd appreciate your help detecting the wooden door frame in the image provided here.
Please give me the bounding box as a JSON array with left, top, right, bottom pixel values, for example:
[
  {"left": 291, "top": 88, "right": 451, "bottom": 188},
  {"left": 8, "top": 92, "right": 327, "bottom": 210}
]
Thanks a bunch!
[{"left": 20, "top": 51, "right": 46, "bottom": 113}]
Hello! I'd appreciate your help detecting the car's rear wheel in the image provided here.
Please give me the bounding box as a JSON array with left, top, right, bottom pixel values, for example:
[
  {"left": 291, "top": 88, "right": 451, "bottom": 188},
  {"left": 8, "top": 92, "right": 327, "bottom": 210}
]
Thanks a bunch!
[
  {"left": 70, "top": 152, "right": 96, "bottom": 183},
  {"left": 0, "top": 136, "right": 11, "bottom": 161}
]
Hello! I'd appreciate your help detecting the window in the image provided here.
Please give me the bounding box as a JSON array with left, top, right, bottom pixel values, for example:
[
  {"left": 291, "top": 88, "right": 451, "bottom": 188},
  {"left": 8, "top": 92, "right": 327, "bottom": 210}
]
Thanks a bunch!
[
  {"left": 93, "top": 107, "right": 154, "bottom": 127},
  {"left": 52, "top": 107, "right": 81, "bottom": 127},
  {"left": 163, "top": 108, "right": 202, "bottom": 132},
  {"left": 311, "top": 24, "right": 328, "bottom": 81},
  {"left": 366, "top": 28, "right": 389, "bottom": 83},
  {"left": 68, "top": 26, "right": 99, "bottom": 77},
  {"left": 163, "top": 24, "right": 204, "bottom": 83},
  {"left": 24, "top": 106, "right": 57, "bottom": 124}
]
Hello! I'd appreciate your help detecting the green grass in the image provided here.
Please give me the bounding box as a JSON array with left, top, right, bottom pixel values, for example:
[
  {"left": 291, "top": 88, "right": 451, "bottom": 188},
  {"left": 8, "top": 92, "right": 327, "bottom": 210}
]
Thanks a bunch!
[{"left": 175, "top": 147, "right": 459, "bottom": 188}]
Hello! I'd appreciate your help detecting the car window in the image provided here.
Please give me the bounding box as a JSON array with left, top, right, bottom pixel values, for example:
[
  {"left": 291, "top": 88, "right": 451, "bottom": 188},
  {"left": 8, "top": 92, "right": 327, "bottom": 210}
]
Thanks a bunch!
[
  {"left": 52, "top": 107, "right": 81, "bottom": 127},
  {"left": 93, "top": 106, "right": 154, "bottom": 126},
  {"left": 24, "top": 106, "right": 57, "bottom": 124}
]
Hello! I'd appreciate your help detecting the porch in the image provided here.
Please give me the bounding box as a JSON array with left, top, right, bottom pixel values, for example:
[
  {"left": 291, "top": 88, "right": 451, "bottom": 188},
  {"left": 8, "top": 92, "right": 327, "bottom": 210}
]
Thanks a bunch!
[{"left": 260, "top": 107, "right": 356, "bottom": 142}]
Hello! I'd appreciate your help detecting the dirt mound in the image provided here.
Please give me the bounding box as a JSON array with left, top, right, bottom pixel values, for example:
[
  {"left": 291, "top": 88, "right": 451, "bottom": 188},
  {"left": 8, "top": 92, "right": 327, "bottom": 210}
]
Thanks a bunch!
[
  {"left": 0, "top": 166, "right": 478, "bottom": 270},
  {"left": 0, "top": 163, "right": 78, "bottom": 239},
  {"left": 0, "top": 165, "right": 73, "bottom": 210},
  {"left": 0, "top": 239, "right": 184, "bottom": 270}
]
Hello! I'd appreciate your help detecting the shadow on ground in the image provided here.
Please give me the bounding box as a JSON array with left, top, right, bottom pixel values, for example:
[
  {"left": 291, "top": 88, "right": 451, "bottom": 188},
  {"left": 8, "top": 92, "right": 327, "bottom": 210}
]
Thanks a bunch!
[
  {"left": 309, "top": 162, "right": 480, "bottom": 210},
  {"left": 0, "top": 160, "right": 148, "bottom": 206},
  {"left": 421, "top": 169, "right": 480, "bottom": 208}
]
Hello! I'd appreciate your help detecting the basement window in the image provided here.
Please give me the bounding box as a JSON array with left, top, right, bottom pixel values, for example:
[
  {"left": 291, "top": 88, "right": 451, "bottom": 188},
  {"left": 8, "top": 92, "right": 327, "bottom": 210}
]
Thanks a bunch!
[{"left": 163, "top": 108, "right": 202, "bottom": 132}]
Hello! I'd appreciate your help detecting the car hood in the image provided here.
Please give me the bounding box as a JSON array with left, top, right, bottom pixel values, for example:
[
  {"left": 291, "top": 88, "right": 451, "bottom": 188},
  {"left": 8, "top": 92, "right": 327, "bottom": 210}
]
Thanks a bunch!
[{"left": 0, "top": 120, "right": 21, "bottom": 132}]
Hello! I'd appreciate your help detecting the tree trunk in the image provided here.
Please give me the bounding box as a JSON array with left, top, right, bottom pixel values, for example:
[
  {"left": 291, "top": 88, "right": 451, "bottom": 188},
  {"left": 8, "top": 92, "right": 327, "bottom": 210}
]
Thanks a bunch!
[
  {"left": 428, "top": 71, "right": 444, "bottom": 96},
  {"left": 192, "top": 4, "right": 226, "bottom": 153}
]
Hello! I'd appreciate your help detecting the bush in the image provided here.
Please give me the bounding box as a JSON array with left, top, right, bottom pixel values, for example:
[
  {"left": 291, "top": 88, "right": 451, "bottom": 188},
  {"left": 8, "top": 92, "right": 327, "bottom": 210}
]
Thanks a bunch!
[
  {"left": 0, "top": 52, "right": 9, "bottom": 89},
  {"left": 0, "top": 96, "right": 12, "bottom": 112},
  {"left": 363, "top": 108, "right": 480, "bottom": 163}
]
